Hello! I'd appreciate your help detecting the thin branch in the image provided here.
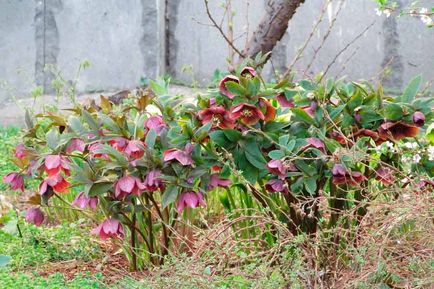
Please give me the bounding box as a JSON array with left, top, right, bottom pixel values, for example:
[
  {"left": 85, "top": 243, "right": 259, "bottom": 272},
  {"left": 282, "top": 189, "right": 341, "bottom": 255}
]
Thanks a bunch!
[
  {"left": 320, "top": 21, "right": 376, "bottom": 82},
  {"left": 203, "top": 0, "right": 245, "bottom": 58}
]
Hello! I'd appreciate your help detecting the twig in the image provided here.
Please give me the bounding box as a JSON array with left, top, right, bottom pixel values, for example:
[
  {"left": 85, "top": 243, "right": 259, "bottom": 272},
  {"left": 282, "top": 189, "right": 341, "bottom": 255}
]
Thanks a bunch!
[
  {"left": 320, "top": 21, "right": 376, "bottom": 82},
  {"left": 203, "top": 0, "right": 245, "bottom": 58}
]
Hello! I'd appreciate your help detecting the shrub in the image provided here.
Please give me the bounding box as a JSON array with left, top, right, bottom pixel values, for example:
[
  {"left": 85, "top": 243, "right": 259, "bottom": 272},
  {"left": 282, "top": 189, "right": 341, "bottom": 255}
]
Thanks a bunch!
[{"left": 3, "top": 62, "right": 434, "bottom": 270}]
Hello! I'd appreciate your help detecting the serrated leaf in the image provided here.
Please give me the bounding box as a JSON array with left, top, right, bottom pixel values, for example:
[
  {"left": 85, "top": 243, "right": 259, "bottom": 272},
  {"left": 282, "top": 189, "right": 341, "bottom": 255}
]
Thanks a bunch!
[
  {"left": 86, "top": 181, "right": 112, "bottom": 197},
  {"left": 223, "top": 129, "right": 242, "bottom": 142},
  {"left": 225, "top": 81, "right": 247, "bottom": 96},
  {"left": 145, "top": 128, "right": 157, "bottom": 149},
  {"left": 400, "top": 74, "right": 422, "bottom": 103},
  {"left": 46, "top": 128, "right": 59, "bottom": 150},
  {"left": 291, "top": 108, "right": 316, "bottom": 125},
  {"left": 162, "top": 185, "right": 178, "bottom": 208},
  {"left": 268, "top": 150, "right": 284, "bottom": 159},
  {"left": 194, "top": 121, "right": 212, "bottom": 142}
]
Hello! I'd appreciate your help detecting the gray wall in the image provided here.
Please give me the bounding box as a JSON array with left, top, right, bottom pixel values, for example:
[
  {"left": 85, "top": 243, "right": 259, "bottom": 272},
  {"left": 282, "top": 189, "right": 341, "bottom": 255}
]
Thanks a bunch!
[{"left": 1, "top": 0, "right": 433, "bottom": 105}]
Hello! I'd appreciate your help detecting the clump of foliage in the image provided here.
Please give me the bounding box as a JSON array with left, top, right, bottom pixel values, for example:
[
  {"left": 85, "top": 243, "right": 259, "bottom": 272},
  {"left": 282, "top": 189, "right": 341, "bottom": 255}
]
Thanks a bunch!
[{"left": 3, "top": 60, "right": 434, "bottom": 274}]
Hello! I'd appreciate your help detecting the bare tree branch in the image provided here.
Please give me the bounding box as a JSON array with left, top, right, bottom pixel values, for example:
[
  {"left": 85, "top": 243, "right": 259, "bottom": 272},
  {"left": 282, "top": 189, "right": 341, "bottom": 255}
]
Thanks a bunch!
[
  {"left": 242, "top": 0, "right": 306, "bottom": 59},
  {"left": 203, "top": 0, "right": 245, "bottom": 58}
]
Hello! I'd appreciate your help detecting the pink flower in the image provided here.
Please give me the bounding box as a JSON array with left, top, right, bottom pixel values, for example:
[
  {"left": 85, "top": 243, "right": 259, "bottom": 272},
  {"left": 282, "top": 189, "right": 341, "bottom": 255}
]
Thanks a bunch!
[
  {"left": 230, "top": 103, "right": 265, "bottom": 125},
  {"left": 219, "top": 75, "right": 240, "bottom": 99},
  {"left": 301, "top": 102, "right": 317, "bottom": 116},
  {"left": 163, "top": 143, "right": 194, "bottom": 166},
  {"left": 143, "top": 170, "right": 165, "bottom": 191},
  {"left": 332, "top": 164, "right": 366, "bottom": 186},
  {"left": 240, "top": 66, "right": 257, "bottom": 78},
  {"left": 197, "top": 106, "right": 236, "bottom": 129},
  {"left": 108, "top": 137, "right": 128, "bottom": 152},
  {"left": 176, "top": 191, "right": 206, "bottom": 213},
  {"left": 145, "top": 116, "right": 167, "bottom": 135},
  {"left": 266, "top": 160, "right": 286, "bottom": 179},
  {"left": 25, "top": 207, "right": 44, "bottom": 226},
  {"left": 124, "top": 140, "right": 145, "bottom": 159},
  {"left": 275, "top": 93, "right": 294, "bottom": 108},
  {"left": 412, "top": 111, "right": 425, "bottom": 127},
  {"left": 88, "top": 143, "right": 110, "bottom": 159},
  {"left": 39, "top": 174, "right": 70, "bottom": 194},
  {"left": 14, "top": 144, "right": 26, "bottom": 159},
  {"left": 265, "top": 179, "right": 288, "bottom": 193},
  {"left": 66, "top": 138, "right": 86, "bottom": 154},
  {"left": 301, "top": 137, "right": 326, "bottom": 154},
  {"left": 72, "top": 192, "right": 98, "bottom": 209},
  {"left": 207, "top": 174, "right": 231, "bottom": 191},
  {"left": 114, "top": 175, "right": 145, "bottom": 199},
  {"left": 91, "top": 218, "right": 124, "bottom": 240},
  {"left": 3, "top": 172, "right": 24, "bottom": 191},
  {"left": 44, "top": 155, "right": 70, "bottom": 176},
  {"left": 375, "top": 167, "right": 395, "bottom": 185}
]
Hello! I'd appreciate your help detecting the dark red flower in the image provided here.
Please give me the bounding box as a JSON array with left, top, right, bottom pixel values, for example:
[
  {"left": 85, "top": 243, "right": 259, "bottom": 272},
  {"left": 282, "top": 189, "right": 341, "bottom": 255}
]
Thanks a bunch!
[
  {"left": 350, "top": 129, "right": 380, "bottom": 142},
  {"left": 275, "top": 93, "right": 294, "bottom": 108},
  {"left": 3, "top": 172, "right": 24, "bottom": 191},
  {"left": 240, "top": 66, "right": 257, "bottom": 78},
  {"left": 44, "top": 155, "right": 70, "bottom": 176},
  {"left": 259, "top": 98, "right": 276, "bottom": 122},
  {"left": 219, "top": 75, "right": 240, "bottom": 99},
  {"left": 332, "top": 164, "right": 366, "bottom": 186},
  {"left": 114, "top": 176, "right": 145, "bottom": 199},
  {"left": 230, "top": 103, "right": 265, "bottom": 125},
  {"left": 416, "top": 179, "right": 434, "bottom": 194},
  {"left": 412, "top": 111, "right": 425, "bottom": 127},
  {"left": 25, "top": 207, "right": 44, "bottom": 226},
  {"left": 198, "top": 106, "right": 236, "bottom": 129},
  {"left": 266, "top": 159, "right": 286, "bottom": 179},
  {"left": 88, "top": 143, "right": 110, "bottom": 159},
  {"left": 72, "top": 192, "right": 98, "bottom": 209},
  {"left": 108, "top": 137, "right": 128, "bottom": 152},
  {"left": 143, "top": 170, "right": 165, "bottom": 191},
  {"left": 330, "top": 131, "right": 347, "bottom": 145},
  {"left": 66, "top": 138, "right": 86, "bottom": 154},
  {"left": 176, "top": 191, "right": 206, "bottom": 213},
  {"left": 145, "top": 115, "right": 167, "bottom": 135},
  {"left": 39, "top": 174, "right": 70, "bottom": 194},
  {"left": 377, "top": 121, "right": 419, "bottom": 141},
  {"left": 124, "top": 140, "right": 145, "bottom": 159},
  {"left": 14, "top": 144, "right": 26, "bottom": 159},
  {"left": 301, "top": 137, "right": 326, "bottom": 154},
  {"left": 163, "top": 144, "right": 194, "bottom": 166},
  {"left": 375, "top": 167, "right": 395, "bottom": 185},
  {"left": 207, "top": 174, "right": 231, "bottom": 191},
  {"left": 91, "top": 218, "right": 124, "bottom": 240},
  {"left": 265, "top": 179, "right": 288, "bottom": 194},
  {"left": 301, "top": 102, "right": 318, "bottom": 116}
]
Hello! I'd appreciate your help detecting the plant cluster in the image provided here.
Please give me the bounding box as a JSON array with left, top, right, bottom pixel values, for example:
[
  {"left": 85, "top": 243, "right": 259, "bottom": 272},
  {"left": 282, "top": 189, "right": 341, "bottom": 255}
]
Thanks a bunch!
[{"left": 3, "top": 63, "right": 434, "bottom": 270}]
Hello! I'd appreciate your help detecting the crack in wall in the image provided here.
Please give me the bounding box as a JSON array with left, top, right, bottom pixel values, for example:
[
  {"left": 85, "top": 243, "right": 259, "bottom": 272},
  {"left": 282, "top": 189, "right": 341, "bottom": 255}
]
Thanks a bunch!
[
  {"left": 164, "top": 0, "right": 180, "bottom": 76},
  {"left": 34, "top": 0, "right": 61, "bottom": 94}
]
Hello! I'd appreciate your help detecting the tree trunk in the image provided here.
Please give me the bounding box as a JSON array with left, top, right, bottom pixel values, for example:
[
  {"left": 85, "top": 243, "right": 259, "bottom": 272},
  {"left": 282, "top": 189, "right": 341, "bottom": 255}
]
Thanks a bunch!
[{"left": 242, "top": 0, "right": 306, "bottom": 59}]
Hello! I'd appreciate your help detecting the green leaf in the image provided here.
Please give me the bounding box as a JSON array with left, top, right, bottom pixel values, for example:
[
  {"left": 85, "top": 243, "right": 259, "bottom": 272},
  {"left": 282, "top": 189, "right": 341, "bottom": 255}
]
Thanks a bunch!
[
  {"left": 426, "top": 123, "right": 434, "bottom": 144},
  {"left": 291, "top": 108, "right": 316, "bottom": 125},
  {"left": 86, "top": 181, "right": 112, "bottom": 197},
  {"left": 209, "top": 130, "right": 230, "bottom": 147},
  {"left": 400, "top": 74, "right": 422, "bottom": 103},
  {"left": 304, "top": 176, "right": 317, "bottom": 195},
  {"left": 162, "top": 185, "right": 179, "bottom": 208},
  {"left": 225, "top": 81, "right": 247, "bottom": 96},
  {"left": 242, "top": 163, "right": 259, "bottom": 184},
  {"left": 96, "top": 144, "right": 128, "bottom": 167},
  {"left": 0, "top": 255, "right": 11, "bottom": 267},
  {"left": 244, "top": 140, "right": 267, "bottom": 169},
  {"left": 82, "top": 110, "right": 99, "bottom": 131},
  {"left": 268, "top": 150, "right": 284, "bottom": 159},
  {"left": 68, "top": 115, "right": 87, "bottom": 136},
  {"left": 384, "top": 103, "right": 404, "bottom": 120},
  {"left": 278, "top": 135, "right": 290, "bottom": 146},
  {"left": 145, "top": 128, "right": 157, "bottom": 149},
  {"left": 46, "top": 128, "right": 59, "bottom": 150},
  {"left": 194, "top": 121, "right": 212, "bottom": 142},
  {"left": 223, "top": 129, "right": 242, "bottom": 142}
]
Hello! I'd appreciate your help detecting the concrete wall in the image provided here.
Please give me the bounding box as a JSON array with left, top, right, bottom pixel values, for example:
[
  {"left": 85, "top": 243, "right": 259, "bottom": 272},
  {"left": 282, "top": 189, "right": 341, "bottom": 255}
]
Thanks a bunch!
[{"left": 1, "top": 0, "right": 433, "bottom": 106}]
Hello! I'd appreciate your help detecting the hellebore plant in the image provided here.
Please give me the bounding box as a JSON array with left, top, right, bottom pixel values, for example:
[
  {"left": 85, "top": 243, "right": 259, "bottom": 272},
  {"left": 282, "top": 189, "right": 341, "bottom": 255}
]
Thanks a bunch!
[{"left": 3, "top": 62, "right": 434, "bottom": 271}]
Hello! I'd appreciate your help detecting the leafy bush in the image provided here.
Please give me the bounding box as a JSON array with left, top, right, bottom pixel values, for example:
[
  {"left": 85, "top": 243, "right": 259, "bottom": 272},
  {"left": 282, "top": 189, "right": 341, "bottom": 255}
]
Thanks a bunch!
[{"left": 3, "top": 62, "right": 434, "bottom": 271}]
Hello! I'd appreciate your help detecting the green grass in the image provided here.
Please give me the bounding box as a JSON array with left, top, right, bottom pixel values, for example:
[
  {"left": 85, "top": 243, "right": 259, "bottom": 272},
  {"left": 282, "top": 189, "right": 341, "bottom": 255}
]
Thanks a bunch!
[
  {"left": 0, "top": 270, "right": 106, "bottom": 289},
  {"left": 0, "top": 126, "right": 20, "bottom": 191}
]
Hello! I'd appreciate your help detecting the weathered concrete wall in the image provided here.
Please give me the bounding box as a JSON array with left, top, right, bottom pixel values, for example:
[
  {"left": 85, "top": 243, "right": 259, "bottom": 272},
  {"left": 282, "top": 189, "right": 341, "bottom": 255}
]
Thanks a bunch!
[{"left": 0, "top": 0, "right": 433, "bottom": 108}]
